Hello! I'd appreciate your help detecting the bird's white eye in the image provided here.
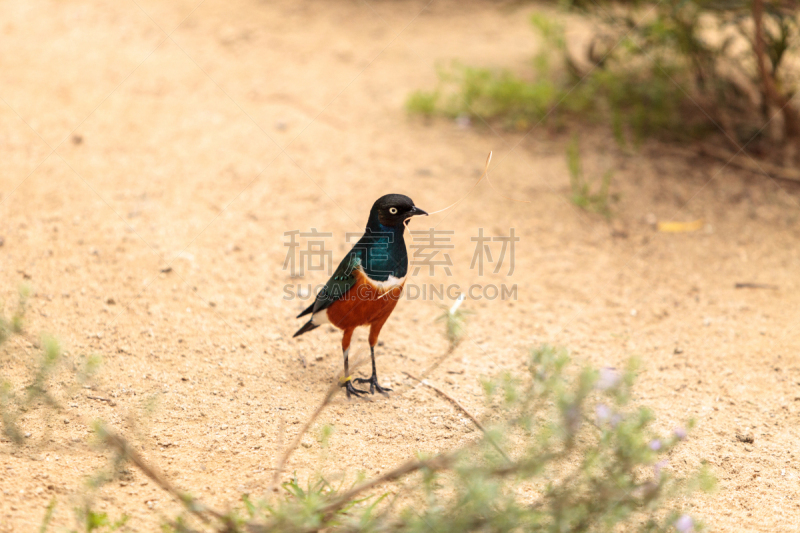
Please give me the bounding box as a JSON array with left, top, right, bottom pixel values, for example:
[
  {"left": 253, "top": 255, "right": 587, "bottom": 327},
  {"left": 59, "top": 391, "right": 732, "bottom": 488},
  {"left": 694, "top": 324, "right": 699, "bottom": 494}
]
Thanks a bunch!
[{"left": 389, "top": 207, "right": 398, "bottom": 214}]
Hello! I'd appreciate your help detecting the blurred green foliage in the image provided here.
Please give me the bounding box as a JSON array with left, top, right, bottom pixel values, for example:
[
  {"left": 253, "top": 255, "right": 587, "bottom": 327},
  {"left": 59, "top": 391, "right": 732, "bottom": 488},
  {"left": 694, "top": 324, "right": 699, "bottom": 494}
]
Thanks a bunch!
[
  {"left": 0, "top": 290, "right": 64, "bottom": 445},
  {"left": 567, "top": 136, "right": 614, "bottom": 217},
  {"left": 1, "top": 289, "right": 711, "bottom": 532},
  {"left": 74, "top": 507, "right": 129, "bottom": 533},
  {"left": 160, "top": 346, "right": 711, "bottom": 532},
  {"left": 0, "top": 284, "right": 29, "bottom": 343},
  {"left": 408, "top": 1, "right": 800, "bottom": 150},
  {"left": 436, "top": 297, "right": 471, "bottom": 349},
  {"left": 406, "top": 90, "right": 439, "bottom": 117},
  {"left": 0, "top": 288, "right": 127, "bottom": 532}
]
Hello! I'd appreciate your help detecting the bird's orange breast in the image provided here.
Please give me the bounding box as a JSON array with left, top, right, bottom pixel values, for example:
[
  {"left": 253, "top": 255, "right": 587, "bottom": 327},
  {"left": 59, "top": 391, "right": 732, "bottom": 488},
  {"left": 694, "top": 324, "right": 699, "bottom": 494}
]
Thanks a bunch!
[{"left": 325, "top": 270, "right": 404, "bottom": 330}]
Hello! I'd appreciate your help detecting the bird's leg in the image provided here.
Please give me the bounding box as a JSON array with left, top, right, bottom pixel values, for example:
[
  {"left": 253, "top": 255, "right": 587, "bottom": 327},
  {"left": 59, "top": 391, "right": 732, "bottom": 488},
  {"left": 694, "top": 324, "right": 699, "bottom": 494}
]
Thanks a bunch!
[
  {"left": 340, "top": 328, "right": 366, "bottom": 398},
  {"left": 354, "top": 345, "right": 392, "bottom": 395},
  {"left": 341, "top": 346, "right": 367, "bottom": 398}
]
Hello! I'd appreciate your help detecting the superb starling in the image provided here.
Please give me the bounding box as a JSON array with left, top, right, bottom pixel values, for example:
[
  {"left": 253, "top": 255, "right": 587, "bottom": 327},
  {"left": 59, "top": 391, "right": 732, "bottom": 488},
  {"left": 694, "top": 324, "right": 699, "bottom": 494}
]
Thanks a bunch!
[{"left": 294, "top": 194, "right": 428, "bottom": 397}]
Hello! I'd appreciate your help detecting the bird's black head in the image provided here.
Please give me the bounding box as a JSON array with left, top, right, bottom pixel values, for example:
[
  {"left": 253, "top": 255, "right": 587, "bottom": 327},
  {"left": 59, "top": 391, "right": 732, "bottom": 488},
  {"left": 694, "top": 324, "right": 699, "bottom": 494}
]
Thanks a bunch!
[{"left": 369, "top": 194, "right": 428, "bottom": 228}]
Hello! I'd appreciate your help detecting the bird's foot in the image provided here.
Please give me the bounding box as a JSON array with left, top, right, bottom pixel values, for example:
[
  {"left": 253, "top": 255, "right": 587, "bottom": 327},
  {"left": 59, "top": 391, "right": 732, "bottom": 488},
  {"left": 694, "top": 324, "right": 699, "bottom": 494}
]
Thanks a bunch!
[
  {"left": 354, "top": 375, "right": 392, "bottom": 396},
  {"left": 340, "top": 377, "right": 368, "bottom": 398}
]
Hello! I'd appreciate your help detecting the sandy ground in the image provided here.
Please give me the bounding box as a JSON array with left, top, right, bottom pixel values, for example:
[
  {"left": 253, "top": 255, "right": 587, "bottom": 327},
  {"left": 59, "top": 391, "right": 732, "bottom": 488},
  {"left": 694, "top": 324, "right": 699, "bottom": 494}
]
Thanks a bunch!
[{"left": 1, "top": 0, "right": 800, "bottom": 531}]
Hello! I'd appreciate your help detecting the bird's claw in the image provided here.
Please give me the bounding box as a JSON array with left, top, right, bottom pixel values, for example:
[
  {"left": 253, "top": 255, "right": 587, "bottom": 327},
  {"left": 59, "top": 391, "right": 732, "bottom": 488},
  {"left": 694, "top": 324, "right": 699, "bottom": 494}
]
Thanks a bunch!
[
  {"left": 341, "top": 379, "right": 368, "bottom": 398},
  {"left": 354, "top": 376, "right": 392, "bottom": 396}
]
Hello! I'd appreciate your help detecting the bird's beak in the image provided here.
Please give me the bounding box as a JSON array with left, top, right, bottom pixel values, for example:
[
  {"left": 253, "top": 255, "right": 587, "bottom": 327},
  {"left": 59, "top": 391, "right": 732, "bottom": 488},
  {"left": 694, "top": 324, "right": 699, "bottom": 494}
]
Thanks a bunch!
[{"left": 410, "top": 206, "right": 428, "bottom": 216}]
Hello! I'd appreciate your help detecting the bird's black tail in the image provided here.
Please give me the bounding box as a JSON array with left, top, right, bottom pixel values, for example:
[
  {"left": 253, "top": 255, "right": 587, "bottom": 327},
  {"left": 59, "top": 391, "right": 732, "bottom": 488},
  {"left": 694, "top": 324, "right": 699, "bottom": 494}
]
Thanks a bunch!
[
  {"left": 293, "top": 321, "right": 319, "bottom": 338},
  {"left": 296, "top": 301, "right": 315, "bottom": 319}
]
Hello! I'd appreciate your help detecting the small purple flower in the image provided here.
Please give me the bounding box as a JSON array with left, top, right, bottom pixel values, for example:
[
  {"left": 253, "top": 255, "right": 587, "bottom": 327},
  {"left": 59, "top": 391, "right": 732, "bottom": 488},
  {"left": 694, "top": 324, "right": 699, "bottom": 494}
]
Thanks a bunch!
[
  {"left": 596, "top": 404, "right": 623, "bottom": 428},
  {"left": 674, "top": 514, "right": 694, "bottom": 533},
  {"left": 649, "top": 439, "right": 662, "bottom": 451},
  {"left": 455, "top": 115, "right": 471, "bottom": 129},
  {"left": 596, "top": 403, "right": 611, "bottom": 423},
  {"left": 674, "top": 427, "right": 687, "bottom": 440},
  {"left": 597, "top": 367, "right": 621, "bottom": 390}
]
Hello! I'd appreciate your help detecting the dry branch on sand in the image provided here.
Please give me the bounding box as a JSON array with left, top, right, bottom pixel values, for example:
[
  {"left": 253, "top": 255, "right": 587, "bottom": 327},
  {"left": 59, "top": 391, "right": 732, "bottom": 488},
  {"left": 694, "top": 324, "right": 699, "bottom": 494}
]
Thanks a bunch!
[
  {"left": 1, "top": 292, "right": 711, "bottom": 533},
  {"left": 403, "top": 371, "right": 511, "bottom": 463}
]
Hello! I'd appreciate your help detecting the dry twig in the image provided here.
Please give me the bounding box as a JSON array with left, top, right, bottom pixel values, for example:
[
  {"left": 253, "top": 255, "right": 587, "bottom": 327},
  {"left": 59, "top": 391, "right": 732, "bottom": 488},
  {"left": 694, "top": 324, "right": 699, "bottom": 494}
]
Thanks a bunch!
[
  {"left": 735, "top": 282, "right": 779, "bottom": 290},
  {"left": 403, "top": 372, "right": 511, "bottom": 463},
  {"left": 269, "top": 381, "right": 339, "bottom": 493},
  {"left": 318, "top": 452, "right": 458, "bottom": 518},
  {"left": 405, "top": 346, "right": 457, "bottom": 392},
  {"left": 269, "top": 356, "right": 366, "bottom": 494},
  {"left": 86, "top": 395, "right": 115, "bottom": 406},
  {"left": 698, "top": 144, "right": 800, "bottom": 183},
  {"left": 96, "top": 424, "right": 225, "bottom": 523},
  {"left": 663, "top": 144, "right": 800, "bottom": 183},
  {"left": 752, "top": 0, "right": 800, "bottom": 140}
]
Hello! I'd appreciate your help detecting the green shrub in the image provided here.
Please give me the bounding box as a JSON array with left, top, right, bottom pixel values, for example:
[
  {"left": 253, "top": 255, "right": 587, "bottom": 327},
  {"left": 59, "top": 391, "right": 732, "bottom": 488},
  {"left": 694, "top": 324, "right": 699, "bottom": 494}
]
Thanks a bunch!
[
  {"left": 567, "top": 136, "right": 614, "bottom": 217},
  {"left": 0, "top": 289, "right": 711, "bottom": 532},
  {"left": 407, "top": 2, "right": 800, "bottom": 152},
  {"left": 406, "top": 46, "right": 695, "bottom": 144},
  {"left": 161, "top": 346, "right": 711, "bottom": 532},
  {"left": 408, "top": 62, "right": 571, "bottom": 132},
  {"left": 406, "top": 90, "right": 439, "bottom": 117}
]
